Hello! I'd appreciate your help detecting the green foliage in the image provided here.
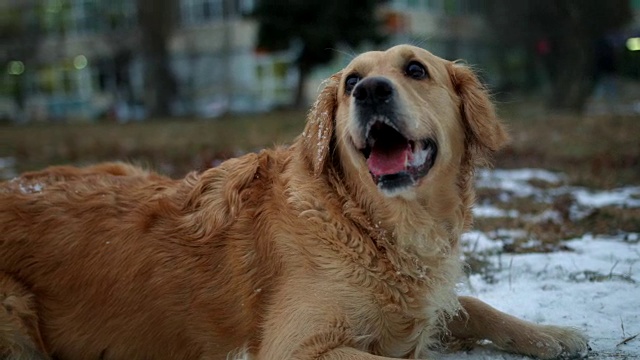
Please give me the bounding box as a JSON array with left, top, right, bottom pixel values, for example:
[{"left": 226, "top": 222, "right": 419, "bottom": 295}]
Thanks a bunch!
[{"left": 254, "top": 0, "right": 387, "bottom": 70}]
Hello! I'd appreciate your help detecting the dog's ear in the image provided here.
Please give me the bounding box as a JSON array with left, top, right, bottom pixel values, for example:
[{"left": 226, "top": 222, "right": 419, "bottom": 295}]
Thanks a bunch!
[
  {"left": 448, "top": 63, "right": 509, "bottom": 162},
  {"left": 301, "top": 71, "right": 342, "bottom": 176}
]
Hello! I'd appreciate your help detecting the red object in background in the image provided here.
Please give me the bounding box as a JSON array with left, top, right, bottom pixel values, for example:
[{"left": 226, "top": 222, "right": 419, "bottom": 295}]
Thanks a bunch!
[
  {"left": 255, "top": 47, "right": 270, "bottom": 55},
  {"left": 536, "top": 39, "right": 551, "bottom": 55},
  {"left": 385, "top": 12, "right": 407, "bottom": 34}
]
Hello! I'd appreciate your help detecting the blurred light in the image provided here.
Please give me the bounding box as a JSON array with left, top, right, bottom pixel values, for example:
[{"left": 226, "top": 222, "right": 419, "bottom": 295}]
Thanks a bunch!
[
  {"left": 7, "top": 61, "right": 25, "bottom": 75},
  {"left": 73, "top": 55, "right": 88, "bottom": 70},
  {"left": 627, "top": 37, "right": 640, "bottom": 52}
]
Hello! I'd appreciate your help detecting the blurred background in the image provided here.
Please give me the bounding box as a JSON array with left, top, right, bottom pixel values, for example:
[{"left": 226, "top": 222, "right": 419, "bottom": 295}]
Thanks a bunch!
[
  {"left": 0, "top": 0, "right": 639, "bottom": 187},
  {"left": 2, "top": 0, "right": 639, "bottom": 121}
]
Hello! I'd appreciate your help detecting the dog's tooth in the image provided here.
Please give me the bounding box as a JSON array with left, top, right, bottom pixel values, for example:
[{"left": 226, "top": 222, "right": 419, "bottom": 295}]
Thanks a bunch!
[
  {"left": 367, "top": 137, "right": 376, "bottom": 147},
  {"left": 411, "top": 140, "right": 418, "bottom": 153}
]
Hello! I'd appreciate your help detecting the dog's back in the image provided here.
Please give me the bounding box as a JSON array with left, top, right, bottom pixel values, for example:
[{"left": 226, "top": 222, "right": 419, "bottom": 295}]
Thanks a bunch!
[
  {"left": 1, "top": 162, "right": 191, "bottom": 358},
  {"left": 0, "top": 156, "right": 284, "bottom": 359},
  {"left": 1, "top": 162, "right": 177, "bottom": 277}
]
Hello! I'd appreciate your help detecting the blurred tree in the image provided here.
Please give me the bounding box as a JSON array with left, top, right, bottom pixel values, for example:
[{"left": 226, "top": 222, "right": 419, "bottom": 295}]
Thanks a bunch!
[
  {"left": 486, "top": 0, "right": 632, "bottom": 112},
  {"left": 0, "top": 0, "right": 42, "bottom": 114},
  {"left": 137, "top": 0, "right": 179, "bottom": 117},
  {"left": 91, "top": 1, "right": 140, "bottom": 114},
  {"left": 254, "top": 0, "right": 386, "bottom": 108}
]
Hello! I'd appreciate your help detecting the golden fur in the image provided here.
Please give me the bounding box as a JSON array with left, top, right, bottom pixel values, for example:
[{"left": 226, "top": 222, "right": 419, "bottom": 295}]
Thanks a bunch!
[{"left": 0, "top": 45, "right": 588, "bottom": 359}]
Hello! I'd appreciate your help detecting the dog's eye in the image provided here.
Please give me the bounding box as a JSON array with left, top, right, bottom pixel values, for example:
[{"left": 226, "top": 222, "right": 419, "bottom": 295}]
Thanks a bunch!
[
  {"left": 345, "top": 74, "right": 360, "bottom": 94},
  {"left": 405, "top": 61, "right": 428, "bottom": 80}
]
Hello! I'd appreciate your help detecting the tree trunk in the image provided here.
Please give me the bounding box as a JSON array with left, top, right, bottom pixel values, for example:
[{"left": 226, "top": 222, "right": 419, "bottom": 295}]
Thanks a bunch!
[
  {"left": 137, "top": 0, "right": 177, "bottom": 118},
  {"left": 293, "top": 63, "right": 310, "bottom": 109},
  {"left": 143, "top": 52, "right": 176, "bottom": 118},
  {"left": 546, "top": 37, "right": 595, "bottom": 113}
]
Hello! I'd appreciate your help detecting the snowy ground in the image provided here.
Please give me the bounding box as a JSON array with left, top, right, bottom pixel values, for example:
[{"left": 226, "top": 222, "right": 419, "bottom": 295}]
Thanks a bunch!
[
  {"left": 0, "top": 159, "right": 638, "bottom": 358},
  {"left": 448, "top": 169, "right": 640, "bottom": 359}
]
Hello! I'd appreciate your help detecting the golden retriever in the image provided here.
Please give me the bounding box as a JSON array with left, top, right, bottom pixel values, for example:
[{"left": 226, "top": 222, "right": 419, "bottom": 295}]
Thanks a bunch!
[{"left": 0, "top": 45, "right": 588, "bottom": 359}]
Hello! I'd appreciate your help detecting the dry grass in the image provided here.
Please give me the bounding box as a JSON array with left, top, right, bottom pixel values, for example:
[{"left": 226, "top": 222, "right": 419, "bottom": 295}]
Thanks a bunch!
[
  {"left": 495, "top": 104, "right": 640, "bottom": 189},
  {"left": 0, "top": 111, "right": 306, "bottom": 178}
]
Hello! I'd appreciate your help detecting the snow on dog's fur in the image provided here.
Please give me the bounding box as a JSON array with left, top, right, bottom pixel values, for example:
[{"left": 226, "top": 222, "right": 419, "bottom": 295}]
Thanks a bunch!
[{"left": 0, "top": 45, "right": 588, "bottom": 359}]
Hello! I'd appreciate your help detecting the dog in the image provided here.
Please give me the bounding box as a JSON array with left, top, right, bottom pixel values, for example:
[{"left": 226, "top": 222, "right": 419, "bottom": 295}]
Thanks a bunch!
[{"left": 1, "top": 45, "right": 588, "bottom": 359}]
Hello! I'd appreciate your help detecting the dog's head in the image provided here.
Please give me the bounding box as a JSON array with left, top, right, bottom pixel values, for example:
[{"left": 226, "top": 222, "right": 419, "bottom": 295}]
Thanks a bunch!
[{"left": 302, "top": 45, "right": 508, "bottom": 200}]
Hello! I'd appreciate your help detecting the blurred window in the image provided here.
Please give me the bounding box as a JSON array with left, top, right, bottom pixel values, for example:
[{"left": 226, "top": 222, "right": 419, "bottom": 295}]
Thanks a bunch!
[
  {"left": 237, "top": 0, "right": 254, "bottom": 15},
  {"left": 104, "top": 1, "right": 137, "bottom": 31},
  {"left": 181, "top": 0, "right": 223, "bottom": 25},
  {"left": 32, "top": 63, "right": 87, "bottom": 97},
  {"left": 397, "top": 0, "right": 486, "bottom": 14},
  {"left": 39, "top": 0, "right": 137, "bottom": 35},
  {"left": 71, "top": 0, "right": 100, "bottom": 34},
  {"left": 41, "top": 0, "right": 69, "bottom": 35},
  {"left": 401, "top": 0, "right": 442, "bottom": 11},
  {"left": 397, "top": 0, "right": 484, "bottom": 16}
]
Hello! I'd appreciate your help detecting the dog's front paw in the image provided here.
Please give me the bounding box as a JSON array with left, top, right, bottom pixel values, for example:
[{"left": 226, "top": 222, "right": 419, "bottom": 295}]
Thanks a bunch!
[
  {"left": 547, "top": 326, "right": 590, "bottom": 359},
  {"left": 510, "top": 325, "right": 589, "bottom": 360}
]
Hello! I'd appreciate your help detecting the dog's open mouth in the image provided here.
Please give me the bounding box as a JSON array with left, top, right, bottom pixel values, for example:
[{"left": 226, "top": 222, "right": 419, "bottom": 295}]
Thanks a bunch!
[{"left": 360, "top": 121, "right": 437, "bottom": 192}]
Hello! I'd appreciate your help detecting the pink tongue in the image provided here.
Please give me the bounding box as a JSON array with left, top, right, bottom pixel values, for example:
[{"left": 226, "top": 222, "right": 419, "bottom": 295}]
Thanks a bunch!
[{"left": 367, "top": 143, "right": 411, "bottom": 176}]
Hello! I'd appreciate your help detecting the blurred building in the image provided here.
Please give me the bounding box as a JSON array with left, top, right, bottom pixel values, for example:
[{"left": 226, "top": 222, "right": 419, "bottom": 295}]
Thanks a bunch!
[
  {"left": 1, "top": 0, "right": 298, "bottom": 122},
  {"left": 5, "top": 0, "right": 635, "bottom": 122},
  {"left": 0, "top": 0, "right": 492, "bottom": 122}
]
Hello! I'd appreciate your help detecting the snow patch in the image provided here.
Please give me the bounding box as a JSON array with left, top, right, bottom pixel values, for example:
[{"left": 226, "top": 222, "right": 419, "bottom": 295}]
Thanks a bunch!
[
  {"left": 572, "top": 187, "right": 640, "bottom": 208},
  {"left": 477, "top": 168, "right": 564, "bottom": 197},
  {"left": 450, "top": 168, "right": 640, "bottom": 359},
  {"left": 473, "top": 205, "right": 519, "bottom": 218},
  {"left": 454, "top": 234, "right": 640, "bottom": 359}
]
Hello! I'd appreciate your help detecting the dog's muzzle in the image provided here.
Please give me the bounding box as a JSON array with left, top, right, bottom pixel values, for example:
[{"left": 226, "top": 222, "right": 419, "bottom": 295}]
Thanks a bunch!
[{"left": 353, "top": 77, "right": 438, "bottom": 194}]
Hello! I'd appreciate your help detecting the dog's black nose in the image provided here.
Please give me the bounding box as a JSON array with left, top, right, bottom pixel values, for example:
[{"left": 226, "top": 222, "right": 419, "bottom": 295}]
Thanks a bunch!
[{"left": 353, "top": 77, "right": 394, "bottom": 103}]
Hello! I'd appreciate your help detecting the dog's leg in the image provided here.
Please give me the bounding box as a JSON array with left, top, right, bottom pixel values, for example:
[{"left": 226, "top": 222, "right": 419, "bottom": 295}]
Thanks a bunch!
[
  {"left": 258, "top": 292, "right": 430, "bottom": 360},
  {"left": 0, "top": 273, "right": 49, "bottom": 360},
  {"left": 259, "top": 327, "right": 414, "bottom": 359},
  {"left": 317, "top": 348, "right": 425, "bottom": 359},
  {"left": 446, "top": 296, "right": 589, "bottom": 359},
  {"left": 259, "top": 311, "right": 431, "bottom": 359}
]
